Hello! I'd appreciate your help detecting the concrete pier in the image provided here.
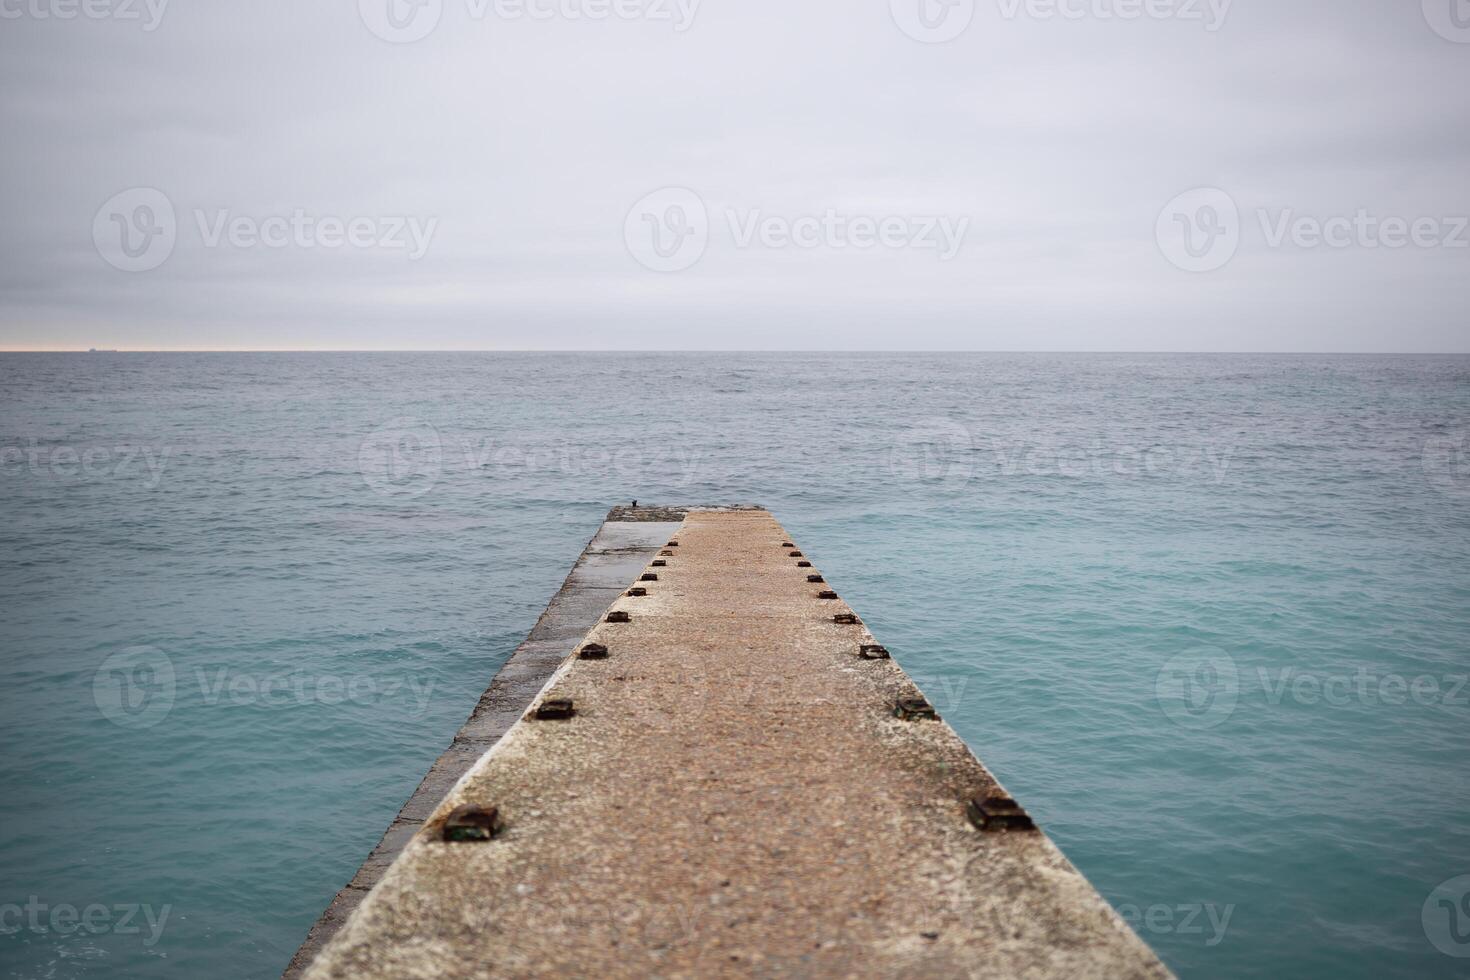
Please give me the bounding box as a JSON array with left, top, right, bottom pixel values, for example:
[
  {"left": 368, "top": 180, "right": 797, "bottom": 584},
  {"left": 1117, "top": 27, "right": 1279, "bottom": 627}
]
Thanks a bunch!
[
  {"left": 293, "top": 507, "right": 1170, "bottom": 978},
  {"left": 285, "top": 508, "right": 687, "bottom": 977}
]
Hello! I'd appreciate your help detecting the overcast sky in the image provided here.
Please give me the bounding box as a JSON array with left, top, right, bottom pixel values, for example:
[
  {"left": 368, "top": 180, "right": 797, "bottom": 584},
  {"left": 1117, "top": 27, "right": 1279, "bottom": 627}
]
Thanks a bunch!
[{"left": 1, "top": 0, "right": 1467, "bottom": 351}]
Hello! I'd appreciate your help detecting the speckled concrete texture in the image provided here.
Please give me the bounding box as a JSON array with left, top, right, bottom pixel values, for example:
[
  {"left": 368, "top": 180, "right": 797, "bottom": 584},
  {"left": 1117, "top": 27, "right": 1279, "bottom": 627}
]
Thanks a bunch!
[
  {"left": 300, "top": 509, "right": 1171, "bottom": 979},
  {"left": 284, "top": 510, "right": 681, "bottom": 978}
]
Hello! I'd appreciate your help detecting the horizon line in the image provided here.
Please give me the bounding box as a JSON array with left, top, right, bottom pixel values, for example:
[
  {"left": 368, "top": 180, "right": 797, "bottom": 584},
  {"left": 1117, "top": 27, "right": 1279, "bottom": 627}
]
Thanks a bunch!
[{"left": 3, "top": 349, "right": 1470, "bottom": 356}]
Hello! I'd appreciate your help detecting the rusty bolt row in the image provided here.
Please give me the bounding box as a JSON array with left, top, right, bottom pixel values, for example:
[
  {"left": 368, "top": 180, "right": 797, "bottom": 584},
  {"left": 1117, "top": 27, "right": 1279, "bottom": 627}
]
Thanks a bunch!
[
  {"left": 966, "top": 794, "right": 1036, "bottom": 833},
  {"left": 535, "top": 698, "right": 575, "bottom": 721},
  {"left": 454, "top": 538, "right": 652, "bottom": 841},
  {"left": 893, "top": 696, "right": 937, "bottom": 721},
  {"left": 442, "top": 804, "right": 503, "bottom": 842}
]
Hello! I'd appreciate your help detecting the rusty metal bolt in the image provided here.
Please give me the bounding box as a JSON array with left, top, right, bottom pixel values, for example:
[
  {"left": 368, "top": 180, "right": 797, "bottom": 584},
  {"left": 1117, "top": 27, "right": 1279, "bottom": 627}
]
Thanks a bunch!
[
  {"left": 966, "top": 794, "right": 1036, "bottom": 832},
  {"left": 535, "top": 698, "right": 576, "bottom": 720},
  {"left": 659, "top": 550, "right": 674, "bottom": 556},
  {"left": 579, "top": 643, "right": 609, "bottom": 660},
  {"left": 667, "top": 541, "right": 679, "bottom": 547},
  {"left": 807, "top": 574, "right": 825, "bottom": 583},
  {"left": 797, "top": 561, "right": 813, "bottom": 568},
  {"left": 651, "top": 560, "right": 667, "bottom": 567},
  {"left": 607, "top": 610, "right": 632, "bottom": 623},
  {"left": 817, "top": 590, "right": 838, "bottom": 600},
  {"left": 640, "top": 573, "right": 659, "bottom": 582},
  {"left": 442, "top": 804, "right": 504, "bottom": 842},
  {"left": 894, "top": 697, "right": 937, "bottom": 721},
  {"left": 789, "top": 551, "right": 803, "bottom": 558},
  {"left": 833, "top": 613, "right": 859, "bottom": 625},
  {"left": 859, "top": 644, "right": 890, "bottom": 660},
  {"left": 626, "top": 587, "right": 648, "bottom": 597},
  {"left": 780, "top": 541, "right": 794, "bottom": 548}
]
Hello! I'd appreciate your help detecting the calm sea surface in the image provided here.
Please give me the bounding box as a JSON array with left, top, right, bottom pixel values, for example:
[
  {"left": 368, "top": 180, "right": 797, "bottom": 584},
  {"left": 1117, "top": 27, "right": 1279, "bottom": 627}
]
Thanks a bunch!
[{"left": 1, "top": 352, "right": 1467, "bottom": 979}]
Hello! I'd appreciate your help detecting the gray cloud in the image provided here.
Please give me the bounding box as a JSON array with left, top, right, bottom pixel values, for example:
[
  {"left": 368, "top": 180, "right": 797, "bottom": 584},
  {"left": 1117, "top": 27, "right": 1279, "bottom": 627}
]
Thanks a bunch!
[{"left": 1, "top": 0, "right": 1467, "bottom": 350}]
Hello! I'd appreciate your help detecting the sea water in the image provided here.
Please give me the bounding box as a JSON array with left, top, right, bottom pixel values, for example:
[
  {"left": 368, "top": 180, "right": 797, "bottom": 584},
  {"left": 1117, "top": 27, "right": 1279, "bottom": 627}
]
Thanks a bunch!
[{"left": 1, "top": 352, "right": 1467, "bottom": 979}]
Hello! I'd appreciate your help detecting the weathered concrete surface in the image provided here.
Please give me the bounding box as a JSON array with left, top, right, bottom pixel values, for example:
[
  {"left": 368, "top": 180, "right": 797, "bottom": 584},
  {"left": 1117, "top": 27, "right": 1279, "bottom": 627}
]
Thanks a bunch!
[
  {"left": 301, "top": 509, "right": 1171, "bottom": 979},
  {"left": 284, "top": 508, "right": 683, "bottom": 979}
]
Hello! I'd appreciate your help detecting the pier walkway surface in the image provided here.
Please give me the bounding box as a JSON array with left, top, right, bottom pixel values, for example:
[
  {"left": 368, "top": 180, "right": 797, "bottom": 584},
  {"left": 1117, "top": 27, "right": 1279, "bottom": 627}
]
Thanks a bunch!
[{"left": 292, "top": 507, "right": 1170, "bottom": 978}]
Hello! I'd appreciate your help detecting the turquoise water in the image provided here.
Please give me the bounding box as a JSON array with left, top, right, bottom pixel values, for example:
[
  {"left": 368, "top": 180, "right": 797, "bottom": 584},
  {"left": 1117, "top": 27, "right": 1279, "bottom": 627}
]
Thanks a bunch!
[{"left": 1, "top": 352, "right": 1468, "bottom": 979}]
